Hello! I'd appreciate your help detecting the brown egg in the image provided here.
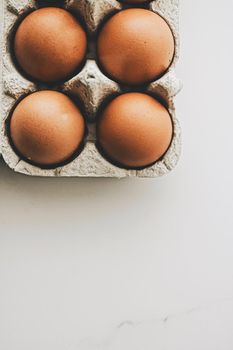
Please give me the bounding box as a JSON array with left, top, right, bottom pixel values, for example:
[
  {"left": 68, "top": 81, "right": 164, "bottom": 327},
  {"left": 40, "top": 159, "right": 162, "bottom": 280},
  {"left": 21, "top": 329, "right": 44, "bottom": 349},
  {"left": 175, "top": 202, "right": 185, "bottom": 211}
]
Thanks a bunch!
[
  {"left": 10, "top": 91, "right": 85, "bottom": 167},
  {"left": 97, "top": 93, "right": 173, "bottom": 169},
  {"left": 14, "top": 7, "right": 87, "bottom": 83},
  {"left": 97, "top": 9, "right": 175, "bottom": 85}
]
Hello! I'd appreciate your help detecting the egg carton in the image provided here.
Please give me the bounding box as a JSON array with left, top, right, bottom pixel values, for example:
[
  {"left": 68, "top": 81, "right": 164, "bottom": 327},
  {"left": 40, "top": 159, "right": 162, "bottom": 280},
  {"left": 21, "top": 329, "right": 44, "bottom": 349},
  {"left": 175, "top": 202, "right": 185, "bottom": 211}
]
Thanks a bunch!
[{"left": 0, "top": 0, "right": 182, "bottom": 178}]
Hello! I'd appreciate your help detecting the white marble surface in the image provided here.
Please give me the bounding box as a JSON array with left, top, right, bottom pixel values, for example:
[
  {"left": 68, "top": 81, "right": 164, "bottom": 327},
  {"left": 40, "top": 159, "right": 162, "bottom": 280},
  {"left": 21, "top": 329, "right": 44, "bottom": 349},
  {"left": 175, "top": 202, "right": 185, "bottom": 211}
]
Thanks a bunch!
[{"left": 0, "top": 0, "right": 233, "bottom": 349}]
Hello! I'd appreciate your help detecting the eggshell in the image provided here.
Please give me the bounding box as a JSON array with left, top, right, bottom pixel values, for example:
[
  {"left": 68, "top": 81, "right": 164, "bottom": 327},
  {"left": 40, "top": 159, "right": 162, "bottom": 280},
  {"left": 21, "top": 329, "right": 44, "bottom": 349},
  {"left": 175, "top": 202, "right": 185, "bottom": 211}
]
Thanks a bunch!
[
  {"left": 9, "top": 91, "right": 85, "bottom": 167},
  {"left": 97, "top": 93, "right": 173, "bottom": 169},
  {"left": 97, "top": 8, "right": 175, "bottom": 85},
  {"left": 14, "top": 7, "right": 87, "bottom": 83}
]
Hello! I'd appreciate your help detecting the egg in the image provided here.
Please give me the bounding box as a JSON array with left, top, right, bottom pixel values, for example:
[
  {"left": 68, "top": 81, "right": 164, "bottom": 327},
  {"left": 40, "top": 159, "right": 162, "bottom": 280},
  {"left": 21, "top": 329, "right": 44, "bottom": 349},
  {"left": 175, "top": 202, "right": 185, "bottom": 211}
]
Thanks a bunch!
[
  {"left": 9, "top": 91, "right": 85, "bottom": 167},
  {"left": 97, "top": 93, "right": 173, "bottom": 169},
  {"left": 97, "top": 9, "right": 175, "bottom": 85},
  {"left": 14, "top": 7, "right": 87, "bottom": 83}
]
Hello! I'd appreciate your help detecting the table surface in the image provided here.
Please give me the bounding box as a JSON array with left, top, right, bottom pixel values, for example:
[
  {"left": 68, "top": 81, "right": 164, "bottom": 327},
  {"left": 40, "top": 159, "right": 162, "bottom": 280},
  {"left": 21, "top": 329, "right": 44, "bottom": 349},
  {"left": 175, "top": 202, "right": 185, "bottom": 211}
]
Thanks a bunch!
[{"left": 0, "top": 1, "right": 233, "bottom": 349}]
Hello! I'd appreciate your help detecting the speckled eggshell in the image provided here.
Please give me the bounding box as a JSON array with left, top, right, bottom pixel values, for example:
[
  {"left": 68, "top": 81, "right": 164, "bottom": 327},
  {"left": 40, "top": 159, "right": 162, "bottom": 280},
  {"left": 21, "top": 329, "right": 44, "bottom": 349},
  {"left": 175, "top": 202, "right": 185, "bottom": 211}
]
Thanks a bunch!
[
  {"left": 9, "top": 90, "right": 85, "bottom": 167},
  {"left": 14, "top": 7, "right": 87, "bottom": 83},
  {"left": 97, "top": 93, "right": 173, "bottom": 168},
  {"left": 97, "top": 8, "right": 175, "bottom": 85}
]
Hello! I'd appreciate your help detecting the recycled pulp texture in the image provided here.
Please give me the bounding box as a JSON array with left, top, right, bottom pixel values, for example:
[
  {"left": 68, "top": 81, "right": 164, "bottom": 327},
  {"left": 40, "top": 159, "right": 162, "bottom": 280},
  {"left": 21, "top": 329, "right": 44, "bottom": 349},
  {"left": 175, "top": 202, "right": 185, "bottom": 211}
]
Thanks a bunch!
[{"left": 0, "top": 0, "right": 182, "bottom": 178}]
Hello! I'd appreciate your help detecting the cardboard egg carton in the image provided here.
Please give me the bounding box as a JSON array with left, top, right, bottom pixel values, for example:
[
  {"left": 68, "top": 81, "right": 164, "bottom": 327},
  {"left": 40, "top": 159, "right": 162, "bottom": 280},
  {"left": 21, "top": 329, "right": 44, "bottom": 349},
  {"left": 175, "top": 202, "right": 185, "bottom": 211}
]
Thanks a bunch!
[{"left": 0, "top": 0, "right": 182, "bottom": 178}]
